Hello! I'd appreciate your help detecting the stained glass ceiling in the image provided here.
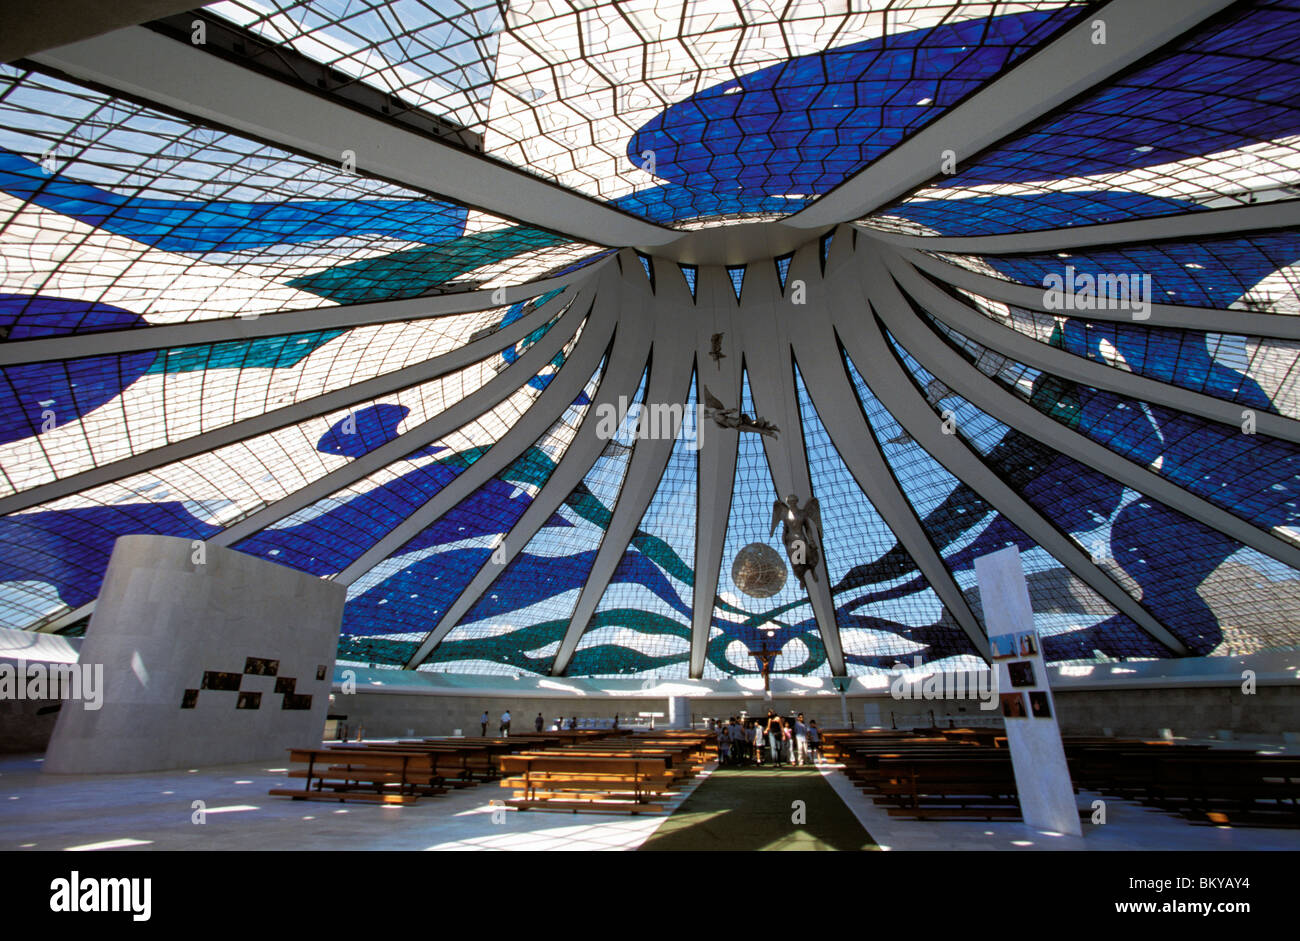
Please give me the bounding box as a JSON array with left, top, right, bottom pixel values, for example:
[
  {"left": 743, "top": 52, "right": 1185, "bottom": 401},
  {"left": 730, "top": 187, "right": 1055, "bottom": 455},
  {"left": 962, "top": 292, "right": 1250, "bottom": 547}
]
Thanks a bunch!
[{"left": 1, "top": 0, "right": 1299, "bottom": 679}]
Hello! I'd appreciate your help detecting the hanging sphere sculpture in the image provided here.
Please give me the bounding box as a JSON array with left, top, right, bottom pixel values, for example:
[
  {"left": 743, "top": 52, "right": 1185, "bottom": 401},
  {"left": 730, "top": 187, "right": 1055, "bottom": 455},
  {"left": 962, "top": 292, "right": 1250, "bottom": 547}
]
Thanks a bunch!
[{"left": 731, "top": 543, "right": 788, "bottom": 598}]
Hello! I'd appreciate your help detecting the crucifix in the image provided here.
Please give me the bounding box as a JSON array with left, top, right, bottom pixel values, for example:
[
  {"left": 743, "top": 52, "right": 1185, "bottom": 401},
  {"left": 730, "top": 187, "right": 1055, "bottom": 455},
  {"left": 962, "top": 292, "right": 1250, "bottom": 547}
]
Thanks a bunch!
[{"left": 751, "top": 643, "right": 777, "bottom": 692}]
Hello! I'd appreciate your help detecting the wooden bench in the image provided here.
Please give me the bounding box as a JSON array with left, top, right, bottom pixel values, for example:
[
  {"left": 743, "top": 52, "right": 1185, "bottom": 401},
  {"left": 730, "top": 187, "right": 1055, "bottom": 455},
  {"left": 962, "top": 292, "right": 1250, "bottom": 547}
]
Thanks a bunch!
[
  {"left": 866, "top": 758, "right": 1023, "bottom": 820},
  {"left": 1068, "top": 746, "right": 1300, "bottom": 828},
  {"left": 345, "top": 742, "right": 500, "bottom": 785},
  {"left": 268, "top": 748, "right": 446, "bottom": 804},
  {"left": 497, "top": 754, "right": 675, "bottom": 814}
]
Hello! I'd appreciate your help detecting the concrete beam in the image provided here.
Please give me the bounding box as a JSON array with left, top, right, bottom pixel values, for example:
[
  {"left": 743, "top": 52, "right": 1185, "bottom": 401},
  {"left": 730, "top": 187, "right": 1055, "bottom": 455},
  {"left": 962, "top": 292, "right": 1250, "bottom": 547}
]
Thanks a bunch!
[
  {"left": 0, "top": 268, "right": 594, "bottom": 366},
  {"left": 897, "top": 242, "right": 1300, "bottom": 340},
  {"left": 783, "top": 0, "right": 1237, "bottom": 227},
  {"left": 884, "top": 251, "right": 1300, "bottom": 445},
  {"left": 873, "top": 200, "right": 1300, "bottom": 254},
  {"left": 552, "top": 269, "right": 696, "bottom": 674},
  {"left": 403, "top": 255, "right": 657, "bottom": 666},
  {"left": 839, "top": 247, "right": 1190, "bottom": 655},
  {"left": 0, "top": 285, "right": 581, "bottom": 517},
  {"left": 31, "top": 27, "right": 678, "bottom": 248}
]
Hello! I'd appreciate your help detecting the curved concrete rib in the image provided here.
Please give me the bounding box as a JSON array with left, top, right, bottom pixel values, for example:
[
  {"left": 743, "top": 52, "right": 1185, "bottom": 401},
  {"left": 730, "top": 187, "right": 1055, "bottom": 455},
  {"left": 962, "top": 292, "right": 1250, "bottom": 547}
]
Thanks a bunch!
[
  {"left": 840, "top": 248, "right": 1190, "bottom": 655},
  {"left": 868, "top": 258, "right": 1300, "bottom": 575},
  {"left": 551, "top": 270, "right": 697, "bottom": 674},
  {"left": 783, "top": 0, "right": 1237, "bottom": 227},
  {"left": 690, "top": 265, "right": 742, "bottom": 677},
  {"left": 895, "top": 242, "right": 1300, "bottom": 340},
  {"left": 0, "top": 268, "right": 595, "bottom": 366},
  {"left": 871, "top": 200, "right": 1300, "bottom": 255},
  {"left": 404, "top": 258, "right": 657, "bottom": 667},
  {"left": 213, "top": 295, "right": 596, "bottom": 547},
  {"left": 0, "top": 284, "right": 581, "bottom": 518},
  {"left": 883, "top": 252, "right": 1300, "bottom": 445},
  {"left": 337, "top": 261, "right": 633, "bottom": 587},
  {"left": 738, "top": 236, "right": 846, "bottom": 675},
  {"left": 32, "top": 28, "right": 677, "bottom": 248},
  {"left": 793, "top": 241, "right": 990, "bottom": 660}
]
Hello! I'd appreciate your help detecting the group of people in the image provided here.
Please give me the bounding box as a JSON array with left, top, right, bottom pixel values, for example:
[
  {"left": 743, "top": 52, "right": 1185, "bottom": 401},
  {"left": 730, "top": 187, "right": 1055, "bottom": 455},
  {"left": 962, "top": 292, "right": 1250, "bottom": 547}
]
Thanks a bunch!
[
  {"left": 713, "top": 711, "right": 821, "bottom": 767},
  {"left": 480, "top": 710, "right": 619, "bottom": 737}
]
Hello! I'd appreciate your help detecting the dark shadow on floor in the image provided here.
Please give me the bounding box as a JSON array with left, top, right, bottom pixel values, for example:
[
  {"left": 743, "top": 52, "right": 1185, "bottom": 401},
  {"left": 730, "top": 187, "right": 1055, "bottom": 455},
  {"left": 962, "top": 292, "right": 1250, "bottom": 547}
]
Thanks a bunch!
[{"left": 638, "top": 767, "right": 879, "bottom": 851}]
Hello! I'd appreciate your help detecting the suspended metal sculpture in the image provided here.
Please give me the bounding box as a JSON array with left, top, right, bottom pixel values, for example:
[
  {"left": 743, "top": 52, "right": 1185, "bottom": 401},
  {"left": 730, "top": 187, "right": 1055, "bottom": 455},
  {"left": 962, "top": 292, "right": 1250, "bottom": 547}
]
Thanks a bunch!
[
  {"left": 709, "top": 332, "right": 726, "bottom": 369},
  {"left": 770, "top": 494, "right": 823, "bottom": 587},
  {"left": 730, "top": 542, "right": 788, "bottom": 598},
  {"left": 703, "top": 385, "right": 780, "bottom": 439}
]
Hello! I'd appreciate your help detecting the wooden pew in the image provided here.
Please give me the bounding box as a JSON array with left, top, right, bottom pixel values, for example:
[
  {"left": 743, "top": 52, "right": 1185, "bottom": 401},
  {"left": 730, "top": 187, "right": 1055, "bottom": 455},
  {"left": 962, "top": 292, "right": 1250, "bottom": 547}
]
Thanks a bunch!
[
  {"left": 518, "top": 747, "right": 696, "bottom": 783},
  {"left": 497, "top": 753, "right": 675, "bottom": 814},
  {"left": 352, "top": 742, "right": 501, "bottom": 785},
  {"left": 865, "top": 757, "right": 1023, "bottom": 820},
  {"left": 269, "top": 747, "right": 446, "bottom": 804},
  {"left": 1067, "top": 745, "right": 1300, "bottom": 828}
]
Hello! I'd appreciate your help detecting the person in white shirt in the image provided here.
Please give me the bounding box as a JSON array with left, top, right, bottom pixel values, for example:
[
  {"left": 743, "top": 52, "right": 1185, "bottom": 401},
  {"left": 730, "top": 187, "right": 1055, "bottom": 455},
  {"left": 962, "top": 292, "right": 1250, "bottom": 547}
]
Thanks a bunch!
[
  {"left": 751, "top": 720, "right": 764, "bottom": 766},
  {"left": 793, "top": 713, "right": 809, "bottom": 766},
  {"left": 499, "top": 709, "right": 511, "bottom": 737}
]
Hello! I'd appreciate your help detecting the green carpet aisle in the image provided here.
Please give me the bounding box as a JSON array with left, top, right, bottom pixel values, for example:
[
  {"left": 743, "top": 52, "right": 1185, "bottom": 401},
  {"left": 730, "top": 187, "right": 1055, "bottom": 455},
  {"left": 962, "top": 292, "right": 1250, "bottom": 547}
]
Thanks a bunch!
[{"left": 638, "top": 767, "right": 879, "bottom": 851}]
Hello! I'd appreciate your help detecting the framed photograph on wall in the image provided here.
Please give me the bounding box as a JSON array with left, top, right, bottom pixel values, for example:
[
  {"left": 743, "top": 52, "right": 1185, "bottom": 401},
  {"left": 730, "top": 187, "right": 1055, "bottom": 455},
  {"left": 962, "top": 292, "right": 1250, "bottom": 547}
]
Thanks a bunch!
[
  {"left": 1029, "top": 691, "right": 1053, "bottom": 719},
  {"left": 999, "top": 692, "right": 1028, "bottom": 718},
  {"left": 1017, "top": 631, "right": 1039, "bottom": 657},
  {"left": 1007, "top": 660, "right": 1036, "bottom": 688},
  {"left": 991, "top": 634, "right": 1018, "bottom": 660}
]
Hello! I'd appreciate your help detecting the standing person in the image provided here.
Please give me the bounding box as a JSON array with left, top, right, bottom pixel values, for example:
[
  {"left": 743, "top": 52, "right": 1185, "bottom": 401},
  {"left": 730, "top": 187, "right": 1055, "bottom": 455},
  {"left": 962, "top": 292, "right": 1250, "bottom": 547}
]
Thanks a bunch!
[
  {"left": 752, "top": 719, "right": 764, "bottom": 766},
  {"left": 534, "top": 712, "right": 544, "bottom": 733},
  {"left": 730, "top": 718, "right": 745, "bottom": 765},
  {"left": 480, "top": 710, "right": 489, "bottom": 736},
  {"left": 499, "top": 708, "right": 511, "bottom": 737},
  {"left": 807, "top": 720, "right": 821, "bottom": 765},
  {"left": 716, "top": 719, "right": 730, "bottom": 766},
  {"left": 782, "top": 721, "right": 793, "bottom": 765},
  {"left": 793, "top": 713, "right": 809, "bottom": 766},
  {"left": 766, "top": 711, "right": 783, "bottom": 767}
]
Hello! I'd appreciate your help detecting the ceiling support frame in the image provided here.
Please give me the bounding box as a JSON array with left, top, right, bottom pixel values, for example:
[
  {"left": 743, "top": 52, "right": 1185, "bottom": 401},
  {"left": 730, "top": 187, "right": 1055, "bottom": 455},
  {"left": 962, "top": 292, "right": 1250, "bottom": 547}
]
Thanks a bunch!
[
  {"left": 882, "top": 251, "right": 1300, "bottom": 444},
  {"left": 403, "top": 253, "right": 657, "bottom": 667},
  {"left": 0, "top": 283, "right": 582, "bottom": 517},
  {"left": 838, "top": 247, "right": 1191, "bottom": 655},
  {"left": 783, "top": 0, "right": 1238, "bottom": 228}
]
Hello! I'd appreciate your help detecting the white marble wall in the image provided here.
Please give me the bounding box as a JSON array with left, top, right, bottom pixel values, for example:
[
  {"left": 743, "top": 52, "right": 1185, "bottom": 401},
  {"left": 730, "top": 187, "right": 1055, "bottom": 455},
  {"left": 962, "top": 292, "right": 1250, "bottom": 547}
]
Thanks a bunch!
[{"left": 44, "top": 535, "right": 345, "bottom": 773}]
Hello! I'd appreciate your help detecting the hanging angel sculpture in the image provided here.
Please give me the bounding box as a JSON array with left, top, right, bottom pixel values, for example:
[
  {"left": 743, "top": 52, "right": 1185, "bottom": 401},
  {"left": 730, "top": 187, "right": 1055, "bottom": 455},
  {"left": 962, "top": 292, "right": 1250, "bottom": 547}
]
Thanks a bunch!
[
  {"left": 709, "top": 333, "right": 726, "bottom": 370},
  {"left": 702, "top": 385, "right": 780, "bottom": 439},
  {"left": 770, "top": 494, "right": 822, "bottom": 586}
]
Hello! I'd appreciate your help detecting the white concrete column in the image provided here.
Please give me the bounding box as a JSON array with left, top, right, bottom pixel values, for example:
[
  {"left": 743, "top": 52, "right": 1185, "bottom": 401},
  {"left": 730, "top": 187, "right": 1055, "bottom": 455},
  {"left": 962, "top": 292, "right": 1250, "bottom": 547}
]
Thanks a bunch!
[
  {"left": 975, "top": 546, "right": 1081, "bottom": 836},
  {"left": 667, "top": 696, "right": 691, "bottom": 729},
  {"left": 44, "top": 535, "right": 345, "bottom": 773}
]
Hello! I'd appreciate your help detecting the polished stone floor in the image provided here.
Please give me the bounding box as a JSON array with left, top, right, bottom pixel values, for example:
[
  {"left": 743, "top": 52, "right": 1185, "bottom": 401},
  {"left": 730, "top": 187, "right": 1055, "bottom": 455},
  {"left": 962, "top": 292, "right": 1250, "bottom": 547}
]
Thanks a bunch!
[
  {"left": 0, "top": 751, "right": 1295, "bottom": 851},
  {"left": 821, "top": 764, "right": 1299, "bottom": 851},
  {"left": 0, "top": 751, "right": 712, "bottom": 851}
]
